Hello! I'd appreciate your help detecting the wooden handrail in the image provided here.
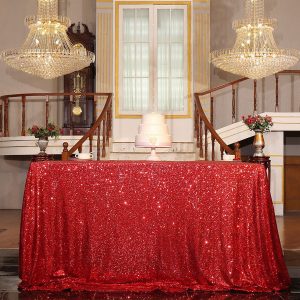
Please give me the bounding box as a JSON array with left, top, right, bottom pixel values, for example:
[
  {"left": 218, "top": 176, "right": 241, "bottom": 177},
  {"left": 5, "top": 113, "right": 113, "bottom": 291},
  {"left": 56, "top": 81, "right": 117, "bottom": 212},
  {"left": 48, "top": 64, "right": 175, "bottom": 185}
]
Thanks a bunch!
[
  {"left": 62, "top": 93, "right": 113, "bottom": 160},
  {"left": 194, "top": 94, "right": 234, "bottom": 157},
  {"left": 0, "top": 92, "right": 111, "bottom": 137},
  {"left": 0, "top": 92, "right": 103, "bottom": 99},
  {"left": 195, "top": 69, "right": 300, "bottom": 98},
  {"left": 278, "top": 70, "right": 300, "bottom": 74},
  {"left": 195, "top": 77, "right": 248, "bottom": 97}
]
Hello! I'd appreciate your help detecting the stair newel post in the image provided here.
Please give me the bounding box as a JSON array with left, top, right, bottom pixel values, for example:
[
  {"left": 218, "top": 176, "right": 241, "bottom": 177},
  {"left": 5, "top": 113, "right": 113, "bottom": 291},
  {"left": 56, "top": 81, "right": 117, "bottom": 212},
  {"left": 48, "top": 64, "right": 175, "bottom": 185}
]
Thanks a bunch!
[
  {"left": 4, "top": 97, "right": 9, "bottom": 137},
  {"left": 89, "top": 134, "right": 93, "bottom": 154},
  {"left": 102, "top": 117, "right": 106, "bottom": 158},
  {"left": 97, "top": 124, "right": 101, "bottom": 160},
  {"left": 45, "top": 95, "right": 49, "bottom": 127},
  {"left": 0, "top": 99, "right": 2, "bottom": 136},
  {"left": 210, "top": 95, "right": 215, "bottom": 160},
  {"left": 232, "top": 84, "right": 236, "bottom": 123},
  {"left": 62, "top": 142, "right": 69, "bottom": 161},
  {"left": 234, "top": 142, "right": 241, "bottom": 160},
  {"left": 204, "top": 125, "right": 208, "bottom": 161},
  {"left": 21, "top": 95, "right": 26, "bottom": 136},
  {"left": 253, "top": 79, "right": 257, "bottom": 115},
  {"left": 275, "top": 73, "right": 279, "bottom": 112}
]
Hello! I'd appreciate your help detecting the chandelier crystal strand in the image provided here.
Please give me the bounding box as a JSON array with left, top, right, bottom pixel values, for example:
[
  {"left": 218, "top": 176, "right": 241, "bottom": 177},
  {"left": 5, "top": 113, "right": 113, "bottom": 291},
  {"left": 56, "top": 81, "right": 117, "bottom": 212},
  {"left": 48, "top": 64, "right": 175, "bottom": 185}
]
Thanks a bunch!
[
  {"left": 0, "top": 0, "right": 94, "bottom": 79},
  {"left": 211, "top": 0, "right": 300, "bottom": 79}
]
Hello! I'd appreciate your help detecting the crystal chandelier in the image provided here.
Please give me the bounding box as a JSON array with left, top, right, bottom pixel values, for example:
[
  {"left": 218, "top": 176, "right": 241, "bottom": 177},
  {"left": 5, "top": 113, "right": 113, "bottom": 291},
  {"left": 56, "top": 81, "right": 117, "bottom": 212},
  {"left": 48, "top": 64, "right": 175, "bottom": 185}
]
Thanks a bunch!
[
  {"left": 211, "top": 0, "right": 300, "bottom": 79},
  {"left": 1, "top": 0, "right": 94, "bottom": 79}
]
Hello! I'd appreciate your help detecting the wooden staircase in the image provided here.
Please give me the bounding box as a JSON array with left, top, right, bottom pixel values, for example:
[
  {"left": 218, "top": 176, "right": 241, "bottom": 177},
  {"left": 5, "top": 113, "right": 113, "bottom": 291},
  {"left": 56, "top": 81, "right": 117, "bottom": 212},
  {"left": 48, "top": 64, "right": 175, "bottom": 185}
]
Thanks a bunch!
[{"left": 194, "top": 70, "right": 300, "bottom": 160}]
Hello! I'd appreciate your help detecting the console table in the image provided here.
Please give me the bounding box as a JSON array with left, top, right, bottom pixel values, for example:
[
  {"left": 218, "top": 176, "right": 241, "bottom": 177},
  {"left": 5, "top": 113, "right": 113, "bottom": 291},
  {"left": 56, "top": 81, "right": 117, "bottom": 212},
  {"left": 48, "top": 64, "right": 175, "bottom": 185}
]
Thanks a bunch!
[{"left": 19, "top": 161, "right": 290, "bottom": 292}]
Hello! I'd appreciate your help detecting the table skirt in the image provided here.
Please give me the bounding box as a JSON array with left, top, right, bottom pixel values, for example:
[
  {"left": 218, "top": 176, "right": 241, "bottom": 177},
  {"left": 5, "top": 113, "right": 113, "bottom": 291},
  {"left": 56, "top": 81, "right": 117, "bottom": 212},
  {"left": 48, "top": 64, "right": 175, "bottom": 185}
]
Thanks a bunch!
[{"left": 19, "top": 161, "right": 290, "bottom": 292}]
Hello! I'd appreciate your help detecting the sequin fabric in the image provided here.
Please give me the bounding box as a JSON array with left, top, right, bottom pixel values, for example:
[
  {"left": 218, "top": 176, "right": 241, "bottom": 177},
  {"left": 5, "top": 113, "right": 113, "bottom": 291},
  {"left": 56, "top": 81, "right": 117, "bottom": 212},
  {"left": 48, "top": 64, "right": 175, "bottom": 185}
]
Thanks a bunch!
[{"left": 19, "top": 161, "right": 290, "bottom": 292}]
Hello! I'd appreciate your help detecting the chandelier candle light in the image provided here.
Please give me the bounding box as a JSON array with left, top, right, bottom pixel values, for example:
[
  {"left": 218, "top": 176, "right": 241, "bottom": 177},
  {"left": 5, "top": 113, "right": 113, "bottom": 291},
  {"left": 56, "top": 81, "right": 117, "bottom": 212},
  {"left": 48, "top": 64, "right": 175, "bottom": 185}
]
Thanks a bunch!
[
  {"left": 211, "top": 0, "right": 300, "bottom": 79},
  {"left": 1, "top": 0, "right": 94, "bottom": 79},
  {"left": 135, "top": 113, "right": 172, "bottom": 161}
]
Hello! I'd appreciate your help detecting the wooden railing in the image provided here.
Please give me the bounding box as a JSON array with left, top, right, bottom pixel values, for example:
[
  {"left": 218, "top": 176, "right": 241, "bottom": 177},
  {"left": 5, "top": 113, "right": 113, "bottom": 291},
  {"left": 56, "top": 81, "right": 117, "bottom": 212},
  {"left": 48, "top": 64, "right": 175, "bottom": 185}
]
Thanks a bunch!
[
  {"left": 0, "top": 92, "right": 110, "bottom": 137},
  {"left": 0, "top": 92, "right": 113, "bottom": 160},
  {"left": 194, "top": 70, "right": 300, "bottom": 160},
  {"left": 62, "top": 93, "right": 113, "bottom": 160}
]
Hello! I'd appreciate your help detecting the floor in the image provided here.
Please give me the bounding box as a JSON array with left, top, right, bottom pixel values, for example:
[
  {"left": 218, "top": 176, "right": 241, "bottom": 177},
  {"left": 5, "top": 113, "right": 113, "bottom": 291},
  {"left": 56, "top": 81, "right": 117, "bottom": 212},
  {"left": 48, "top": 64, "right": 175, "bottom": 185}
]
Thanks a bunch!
[{"left": 0, "top": 210, "right": 300, "bottom": 299}]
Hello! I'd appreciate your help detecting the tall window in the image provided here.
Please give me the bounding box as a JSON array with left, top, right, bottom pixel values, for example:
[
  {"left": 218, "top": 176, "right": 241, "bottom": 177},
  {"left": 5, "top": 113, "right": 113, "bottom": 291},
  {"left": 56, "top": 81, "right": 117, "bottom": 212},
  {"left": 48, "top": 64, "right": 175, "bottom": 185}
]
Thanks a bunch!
[{"left": 117, "top": 5, "right": 189, "bottom": 116}]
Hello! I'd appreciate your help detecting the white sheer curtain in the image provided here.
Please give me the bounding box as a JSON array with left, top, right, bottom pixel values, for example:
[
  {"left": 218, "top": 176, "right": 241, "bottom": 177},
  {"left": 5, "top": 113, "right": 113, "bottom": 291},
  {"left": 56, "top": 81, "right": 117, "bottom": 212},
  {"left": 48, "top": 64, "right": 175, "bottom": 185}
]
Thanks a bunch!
[
  {"left": 122, "top": 8, "right": 150, "bottom": 112},
  {"left": 121, "top": 6, "right": 185, "bottom": 114},
  {"left": 157, "top": 9, "right": 184, "bottom": 112}
]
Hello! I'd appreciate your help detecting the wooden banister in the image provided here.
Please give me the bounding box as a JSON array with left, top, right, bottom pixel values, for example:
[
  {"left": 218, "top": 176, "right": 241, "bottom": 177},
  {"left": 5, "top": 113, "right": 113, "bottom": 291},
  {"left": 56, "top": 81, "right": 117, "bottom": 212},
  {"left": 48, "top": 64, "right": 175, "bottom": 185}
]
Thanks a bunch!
[
  {"left": 194, "top": 94, "right": 234, "bottom": 158},
  {"left": 61, "top": 93, "right": 112, "bottom": 160},
  {"left": 195, "top": 77, "right": 248, "bottom": 97},
  {"left": 0, "top": 92, "right": 103, "bottom": 99},
  {"left": 194, "top": 69, "right": 300, "bottom": 161}
]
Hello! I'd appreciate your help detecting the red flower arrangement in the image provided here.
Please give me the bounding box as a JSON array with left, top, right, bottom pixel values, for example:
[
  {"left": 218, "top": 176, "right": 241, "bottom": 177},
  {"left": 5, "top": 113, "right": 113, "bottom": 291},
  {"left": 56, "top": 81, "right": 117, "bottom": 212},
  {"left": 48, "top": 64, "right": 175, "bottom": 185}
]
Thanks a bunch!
[
  {"left": 242, "top": 114, "right": 273, "bottom": 133},
  {"left": 28, "top": 123, "right": 61, "bottom": 139}
]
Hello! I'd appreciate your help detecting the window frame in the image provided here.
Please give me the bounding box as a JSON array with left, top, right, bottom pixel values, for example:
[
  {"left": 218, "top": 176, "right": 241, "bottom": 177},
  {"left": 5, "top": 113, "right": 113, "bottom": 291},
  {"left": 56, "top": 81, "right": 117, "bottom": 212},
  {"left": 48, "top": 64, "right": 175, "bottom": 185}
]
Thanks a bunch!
[{"left": 114, "top": 1, "right": 192, "bottom": 119}]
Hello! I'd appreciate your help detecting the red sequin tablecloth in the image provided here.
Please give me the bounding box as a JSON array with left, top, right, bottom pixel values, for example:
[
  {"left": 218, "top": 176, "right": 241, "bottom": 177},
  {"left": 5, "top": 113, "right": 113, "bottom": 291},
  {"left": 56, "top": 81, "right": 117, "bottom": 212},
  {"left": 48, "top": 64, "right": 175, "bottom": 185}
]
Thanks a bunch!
[{"left": 19, "top": 161, "right": 290, "bottom": 292}]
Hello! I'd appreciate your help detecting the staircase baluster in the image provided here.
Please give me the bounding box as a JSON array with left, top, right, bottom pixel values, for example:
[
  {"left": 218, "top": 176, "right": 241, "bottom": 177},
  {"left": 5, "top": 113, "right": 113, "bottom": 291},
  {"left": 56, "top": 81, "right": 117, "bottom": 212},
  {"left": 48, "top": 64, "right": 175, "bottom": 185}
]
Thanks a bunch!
[
  {"left": 70, "top": 95, "right": 74, "bottom": 135},
  {"left": 210, "top": 96, "right": 215, "bottom": 160},
  {"left": 97, "top": 124, "right": 101, "bottom": 160},
  {"left": 275, "top": 73, "right": 279, "bottom": 112},
  {"left": 21, "top": 95, "right": 26, "bottom": 136},
  {"left": 195, "top": 102, "right": 200, "bottom": 147},
  {"left": 232, "top": 85, "right": 236, "bottom": 123},
  {"left": 220, "top": 146, "right": 224, "bottom": 161},
  {"left": 0, "top": 100, "right": 2, "bottom": 136},
  {"left": 4, "top": 97, "right": 9, "bottom": 137},
  {"left": 45, "top": 95, "right": 49, "bottom": 126},
  {"left": 93, "top": 95, "right": 97, "bottom": 124},
  {"left": 86, "top": 95, "right": 90, "bottom": 127},
  {"left": 109, "top": 102, "right": 113, "bottom": 137},
  {"left": 102, "top": 118, "right": 106, "bottom": 157},
  {"left": 234, "top": 142, "right": 241, "bottom": 160},
  {"left": 106, "top": 111, "right": 110, "bottom": 147},
  {"left": 78, "top": 145, "right": 82, "bottom": 153},
  {"left": 253, "top": 80, "right": 257, "bottom": 114},
  {"left": 205, "top": 125, "right": 208, "bottom": 161},
  {"left": 212, "top": 137, "right": 215, "bottom": 161},
  {"left": 199, "top": 117, "right": 204, "bottom": 158},
  {"left": 89, "top": 134, "right": 93, "bottom": 153}
]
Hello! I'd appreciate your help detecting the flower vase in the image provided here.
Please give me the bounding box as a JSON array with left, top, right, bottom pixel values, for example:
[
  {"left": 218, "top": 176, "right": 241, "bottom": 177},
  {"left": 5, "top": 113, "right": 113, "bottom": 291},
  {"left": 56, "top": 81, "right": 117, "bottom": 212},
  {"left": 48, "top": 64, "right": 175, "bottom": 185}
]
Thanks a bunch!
[
  {"left": 253, "top": 130, "right": 265, "bottom": 157},
  {"left": 36, "top": 137, "right": 49, "bottom": 155}
]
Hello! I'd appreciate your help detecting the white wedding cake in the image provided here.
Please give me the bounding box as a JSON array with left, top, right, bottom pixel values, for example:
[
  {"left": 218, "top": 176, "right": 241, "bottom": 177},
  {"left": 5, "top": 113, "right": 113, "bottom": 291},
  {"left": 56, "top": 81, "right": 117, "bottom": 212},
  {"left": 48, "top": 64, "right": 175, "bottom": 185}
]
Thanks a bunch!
[{"left": 135, "top": 112, "right": 172, "bottom": 148}]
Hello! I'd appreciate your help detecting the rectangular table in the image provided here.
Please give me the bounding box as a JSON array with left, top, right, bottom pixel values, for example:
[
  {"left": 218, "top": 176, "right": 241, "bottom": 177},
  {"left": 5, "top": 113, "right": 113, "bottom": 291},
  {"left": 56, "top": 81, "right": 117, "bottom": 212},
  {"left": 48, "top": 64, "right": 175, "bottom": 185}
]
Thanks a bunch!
[{"left": 19, "top": 161, "right": 290, "bottom": 292}]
